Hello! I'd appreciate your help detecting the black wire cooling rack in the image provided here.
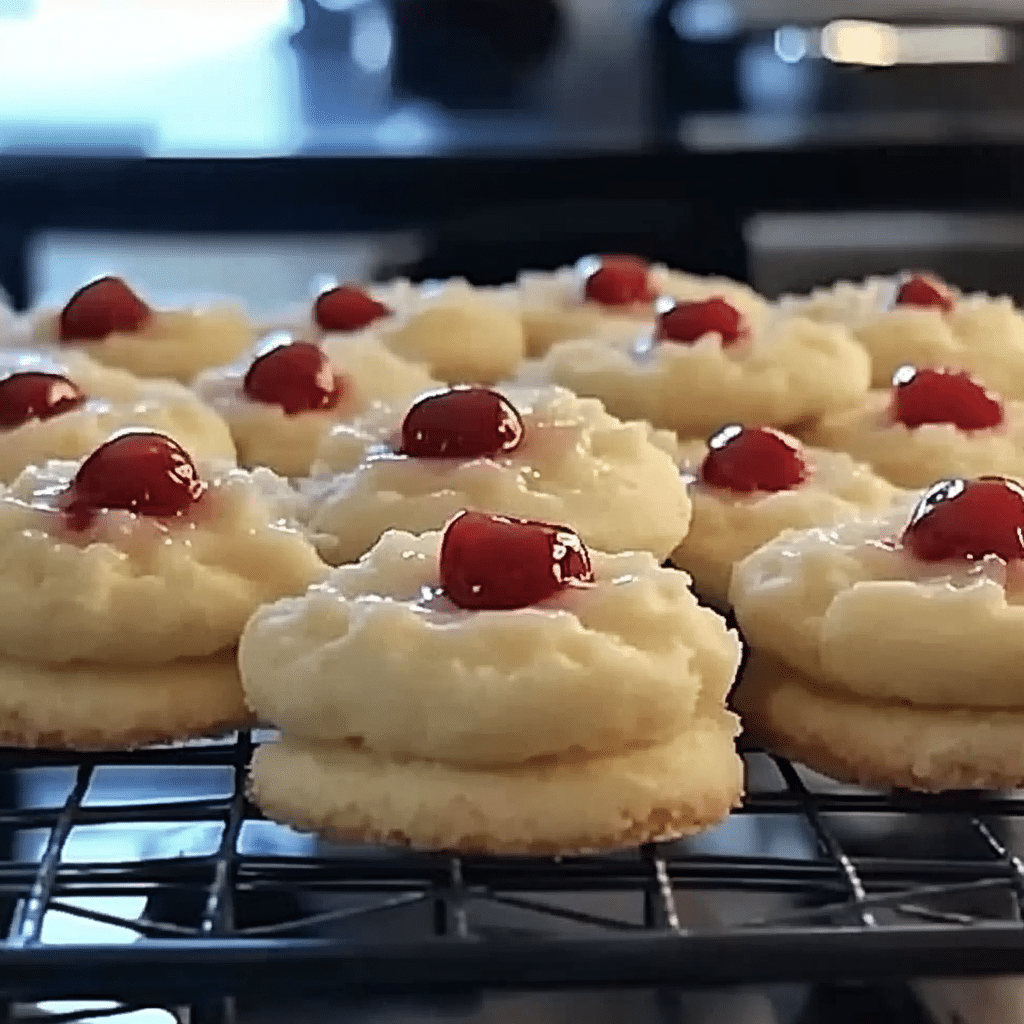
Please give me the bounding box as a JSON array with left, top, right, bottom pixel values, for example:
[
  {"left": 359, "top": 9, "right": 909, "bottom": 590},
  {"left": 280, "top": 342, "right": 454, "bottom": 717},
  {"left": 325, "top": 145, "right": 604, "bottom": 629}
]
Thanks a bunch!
[{"left": 2, "top": 730, "right": 1024, "bottom": 1023}]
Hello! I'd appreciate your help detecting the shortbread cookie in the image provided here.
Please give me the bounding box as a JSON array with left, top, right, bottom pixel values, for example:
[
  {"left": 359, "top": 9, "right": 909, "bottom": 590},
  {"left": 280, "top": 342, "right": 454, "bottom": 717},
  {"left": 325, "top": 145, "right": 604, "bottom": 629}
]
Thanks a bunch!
[
  {"left": 670, "top": 425, "right": 901, "bottom": 610},
  {"left": 243, "top": 514, "right": 743, "bottom": 852},
  {"left": 0, "top": 349, "right": 235, "bottom": 482},
  {"left": 521, "top": 296, "right": 870, "bottom": 438},
  {"left": 780, "top": 273, "right": 1024, "bottom": 397},
  {"left": 304, "top": 385, "right": 692, "bottom": 565},
  {"left": 509, "top": 256, "right": 768, "bottom": 357},
  {"left": 734, "top": 652, "right": 1024, "bottom": 793},
  {"left": 805, "top": 366, "right": 1024, "bottom": 489},
  {"left": 730, "top": 477, "right": 1024, "bottom": 789},
  {"left": 21, "top": 276, "right": 255, "bottom": 383},
  {"left": 0, "top": 430, "right": 326, "bottom": 748},
  {"left": 194, "top": 334, "right": 437, "bottom": 477}
]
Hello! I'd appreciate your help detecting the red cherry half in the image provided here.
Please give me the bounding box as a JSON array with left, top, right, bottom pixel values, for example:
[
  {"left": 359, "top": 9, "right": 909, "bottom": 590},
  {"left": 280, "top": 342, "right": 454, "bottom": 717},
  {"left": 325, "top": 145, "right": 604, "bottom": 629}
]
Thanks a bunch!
[
  {"left": 891, "top": 365, "right": 1003, "bottom": 431},
  {"left": 894, "top": 273, "right": 955, "bottom": 313},
  {"left": 243, "top": 338, "right": 342, "bottom": 415},
  {"left": 313, "top": 285, "right": 391, "bottom": 333},
  {"left": 699, "top": 424, "right": 809, "bottom": 494},
  {"left": 903, "top": 476, "right": 1024, "bottom": 563},
  {"left": 656, "top": 297, "right": 746, "bottom": 346},
  {"left": 400, "top": 387, "right": 524, "bottom": 459},
  {"left": 581, "top": 254, "right": 656, "bottom": 307},
  {"left": 58, "top": 277, "right": 152, "bottom": 343},
  {"left": 0, "top": 372, "right": 86, "bottom": 428},
  {"left": 60, "top": 431, "right": 206, "bottom": 528},
  {"left": 440, "top": 510, "right": 594, "bottom": 610}
]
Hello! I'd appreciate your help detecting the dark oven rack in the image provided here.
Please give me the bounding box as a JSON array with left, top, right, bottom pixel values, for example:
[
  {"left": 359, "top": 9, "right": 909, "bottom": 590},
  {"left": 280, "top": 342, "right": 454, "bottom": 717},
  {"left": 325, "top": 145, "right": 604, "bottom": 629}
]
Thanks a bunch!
[{"left": 1, "top": 730, "right": 1024, "bottom": 1022}]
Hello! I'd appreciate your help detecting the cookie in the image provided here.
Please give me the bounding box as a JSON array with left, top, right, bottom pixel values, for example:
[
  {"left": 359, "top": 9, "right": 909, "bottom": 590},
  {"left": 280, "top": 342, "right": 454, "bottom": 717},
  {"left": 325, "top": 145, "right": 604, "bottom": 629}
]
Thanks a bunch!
[
  {"left": 194, "top": 333, "right": 437, "bottom": 477},
  {"left": 670, "top": 426, "right": 901, "bottom": 610},
  {"left": 243, "top": 516, "right": 743, "bottom": 853},
  {"left": 304, "top": 385, "right": 691, "bottom": 565}
]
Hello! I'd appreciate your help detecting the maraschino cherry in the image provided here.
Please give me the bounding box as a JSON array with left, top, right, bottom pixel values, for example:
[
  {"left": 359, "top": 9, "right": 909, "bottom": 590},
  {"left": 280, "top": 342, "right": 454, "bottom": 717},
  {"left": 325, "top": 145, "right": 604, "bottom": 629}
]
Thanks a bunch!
[
  {"left": 580, "top": 254, "right": 656, "bottom": 307},
  {"left": 58, "top": 277, "right": 152, "bottom": 343},
  {"left": 894, "top": 273, "right": 955, "bottom": 313},
  {"left": 0, "top": 372, "right": 85, "bottom": 428},
  {"left": 699, "top": 424, "right": 809, "bottom": 494},
  {"left": 657, "top": 297, "right": 746, "bottom": 345},
  {"left": 400, "top": 387, "right": 524, "bottom": 459},
  {"left": 440, "top": 510, "right": 594, "bottom": 610},
  {"left": 60, "top": 431, "right": 206, "bottom": 529},
  {"left": 313, "top": 284, "right": 390, "bottom": 333},
  {"left": 891, "top": 365, "right": 1003, "bottom": 431},
  {"left": 243, "top": 337, "right": 342, "bottom": 415},
  {"left": 903, "top": 476, "right": 1024, "bottom": 563}
]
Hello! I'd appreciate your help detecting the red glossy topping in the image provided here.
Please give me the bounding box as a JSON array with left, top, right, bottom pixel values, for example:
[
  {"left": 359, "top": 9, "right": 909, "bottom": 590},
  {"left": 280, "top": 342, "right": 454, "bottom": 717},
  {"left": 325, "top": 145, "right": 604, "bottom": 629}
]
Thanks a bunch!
[
  {"left": 243, "top": 339, "right": 342, "bottom": 415},
  {"left": 313, "top": 285, "right": 391, "bottom": 333},
  {"left": 440, "top": 510, "right": 593, "bottom": 610},
  {"left": 891, "top": 365, "right": 1003, "bottom": 431},
  {"left": 400, "top": 387, "right": 524, "bottom": 459},
  {"left": 699, "top": 424, "right": 809, "bottom": 494},
  {"left": 656, "top": 297, "right": 746, "bottom": 345},
  {"left": 581, "top": 254, "right": 656, "bottom": 307},
  {"left": 0, "top": 372, "right": 85, "bottom": 428},
  {"left": 58, "top": 277, "right": 152, "bottom": 343},
  {"left": 894, "top": 273, "right": 955, "bottom": 313},
  {"left": 903, "top": 476, "right": 1024, "bottom": 563},
  {"left": 60, "top": 431, "right": 206, "bottom": 528}
]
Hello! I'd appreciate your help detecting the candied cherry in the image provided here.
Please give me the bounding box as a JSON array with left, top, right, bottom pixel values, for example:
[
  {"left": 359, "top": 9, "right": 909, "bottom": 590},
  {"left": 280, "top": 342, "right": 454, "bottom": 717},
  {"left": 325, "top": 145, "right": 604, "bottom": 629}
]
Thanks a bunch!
[
  {"left": 243, "top": 338, "right": 342, "bottom": 415},
  {"left": 903, "top": 476, "right": 1024, "bottom": 563},
  {"left": 0, "top": 371, "right": 85, "bottom": 428},
  {"left": 440, "top": 510, "right": 593, "bottom": 610},
  {"left": 894, "top": 273, "right": 955, "bottom": 313},
  {"left": 656, "top": 296, "right": 746, "bottom": 346},
  {"left": 891, "top": 365, "right": 1003, "bottom": 431},
  {"left": 581, "top": 254, "right": 656, "bottom": 307},
  {"left": 58, "top": 276, "right": 152, "bottom": 343},
  {"left": 699, "top": 424, "right": 809, "bottom": 494},
  {"left": 400, "top": 387, "right": 524, "bottom": 459},
  {"left": 313, "top": 284, "right": 391, "bottom": 333},
  {"left": 60, "top": 430, "right": 206, "bottom": 528}
]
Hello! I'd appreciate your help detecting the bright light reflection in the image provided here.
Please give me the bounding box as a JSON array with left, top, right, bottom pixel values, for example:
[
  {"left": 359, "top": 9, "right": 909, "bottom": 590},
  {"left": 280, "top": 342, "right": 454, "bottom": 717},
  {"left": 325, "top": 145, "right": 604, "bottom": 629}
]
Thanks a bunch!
[
  {"left": 820, "top": 19, "right": 1011, "bottom": 67},
  {"left": 773, "top": 26, "right": 808, "bottom": 64}
]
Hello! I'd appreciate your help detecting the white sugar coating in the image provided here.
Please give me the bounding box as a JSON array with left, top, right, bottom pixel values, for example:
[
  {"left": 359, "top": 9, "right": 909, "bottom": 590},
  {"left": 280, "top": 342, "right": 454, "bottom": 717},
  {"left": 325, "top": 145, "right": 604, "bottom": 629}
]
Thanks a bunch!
[
  {"left": 304, "top": 385, "right": 693, "bottom": 565},
  {"left": 779, "top": 277, "right": 1024, "bottom": 397},
  {"left": 0, "top": 349, "right": 236, "bottom": 482},
  {"left": 518, "top": 311, "right": 870, "bottom": 438},
  {"left": 729, "top": 498, "right": 1024, "bottom": 710},
  {"left": 670, "top": 438, "right": 903, "bottom": 610},
  {"left": 240, "top": 528, "right": 741, "bottom": 767},
  {"left": 24, "top": 304, "right": 256, "bottom": 383},
  {"left": 804, "top": 387, "right": 1024, "bottom": 489},
  {"left": 193, "top": 335, "right": 438, "bottom": 478},
  {"left": 0, "top": 458, "right": 326, "bottom": 667},
  {"left": 505, "top": 264, "right": 769, "bottom": 357},
  {"left": 380, "top": 281, "right": 526, "bottom": 385}
]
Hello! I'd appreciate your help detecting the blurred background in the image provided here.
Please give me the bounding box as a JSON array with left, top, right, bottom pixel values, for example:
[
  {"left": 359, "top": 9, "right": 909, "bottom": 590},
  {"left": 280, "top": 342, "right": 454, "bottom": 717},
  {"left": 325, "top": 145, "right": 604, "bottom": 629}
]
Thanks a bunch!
[{"left": 3, "top": 2, "right": 1024, "bottom": 1023}]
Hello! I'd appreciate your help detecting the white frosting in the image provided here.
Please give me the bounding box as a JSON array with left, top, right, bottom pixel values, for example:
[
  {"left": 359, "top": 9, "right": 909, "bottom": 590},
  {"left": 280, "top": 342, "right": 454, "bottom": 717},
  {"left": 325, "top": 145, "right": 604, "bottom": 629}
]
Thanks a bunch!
[
  {"left": 193, "top": 335, "right": 438, "bottom": 478},
  {"left": 23, "top": 304, "right": 256, "bottom": 383},
  {"left": 670, "top": 438, "right": 903, "bottom": 609},
  {"left": 304, "top": 385, "right": 693, "bottom": 565},
  {"left": 240, "top": 528, "right": 742, "bottom": 767},
  {"left": 0, "top": 349, "right": 235, "bottom": 481},
  {"left": 780, "top": 277, "right": 1024, "bottom": 397},
  {"left": 805, "top": 387, "right": 1024, "bottom": 489},
  {"left": 730, "top": 498, "right": 1024, "bottom": 710},
  {"left": 519, "top": 311, "right": 871, "bottom": 438},
  {"left": 0, "top": 457, "right": 326, "bottom": 667}
]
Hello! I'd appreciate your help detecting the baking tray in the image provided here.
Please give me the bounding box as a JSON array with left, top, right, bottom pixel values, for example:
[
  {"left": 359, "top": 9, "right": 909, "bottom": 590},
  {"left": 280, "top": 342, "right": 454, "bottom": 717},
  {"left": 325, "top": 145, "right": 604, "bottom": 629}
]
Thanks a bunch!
[{"left": 0, "top": 731, "right": 1022, "bottom": 1022}]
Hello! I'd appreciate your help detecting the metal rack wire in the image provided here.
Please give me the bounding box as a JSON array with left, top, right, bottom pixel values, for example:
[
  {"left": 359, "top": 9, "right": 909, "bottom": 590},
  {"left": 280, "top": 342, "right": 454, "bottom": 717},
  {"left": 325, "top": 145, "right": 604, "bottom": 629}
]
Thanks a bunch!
[{"left": 2, "top": 731, "right": 1024, "bottom": 1023}]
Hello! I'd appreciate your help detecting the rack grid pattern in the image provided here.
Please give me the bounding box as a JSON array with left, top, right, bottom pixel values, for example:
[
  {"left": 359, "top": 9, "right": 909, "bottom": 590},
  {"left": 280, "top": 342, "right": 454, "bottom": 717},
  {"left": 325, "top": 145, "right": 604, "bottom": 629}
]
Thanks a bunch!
[{"left": 2, "top": 732, "right": 1024, "bottom": 1023}]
